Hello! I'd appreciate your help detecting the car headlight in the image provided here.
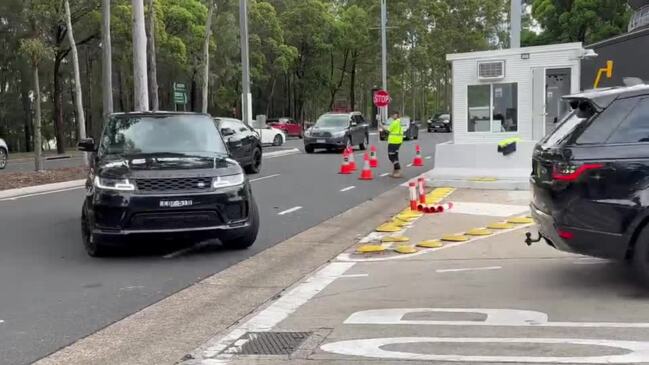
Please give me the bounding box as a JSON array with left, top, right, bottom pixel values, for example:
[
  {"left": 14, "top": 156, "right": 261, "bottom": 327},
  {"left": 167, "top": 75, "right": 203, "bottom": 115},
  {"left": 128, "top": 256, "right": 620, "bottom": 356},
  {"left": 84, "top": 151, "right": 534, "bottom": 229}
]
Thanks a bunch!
[
  {"left": 213, "top": 173, "right": 245, "bottom": 188},
  {"left": 94, "top": 176, "right": 135, "bottom": 191},
  {"left": 332, "top": 131, "right": 346, "bottom": 138}
]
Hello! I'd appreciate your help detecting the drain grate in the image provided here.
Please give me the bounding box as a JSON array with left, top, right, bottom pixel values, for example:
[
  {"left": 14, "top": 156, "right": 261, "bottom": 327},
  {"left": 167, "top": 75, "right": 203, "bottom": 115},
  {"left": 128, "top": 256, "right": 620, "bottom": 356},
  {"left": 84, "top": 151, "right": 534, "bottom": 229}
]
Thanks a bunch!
[{"left": 224, "top": 331, "right": 312, "bottom": 355}]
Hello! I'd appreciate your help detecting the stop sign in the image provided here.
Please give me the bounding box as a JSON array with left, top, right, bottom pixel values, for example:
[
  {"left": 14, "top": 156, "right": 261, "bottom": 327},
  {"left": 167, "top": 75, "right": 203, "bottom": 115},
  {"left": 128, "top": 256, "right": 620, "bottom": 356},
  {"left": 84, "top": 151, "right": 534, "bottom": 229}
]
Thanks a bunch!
[{"left": 373, "top": 90, "right": 391, "bottom": 108}]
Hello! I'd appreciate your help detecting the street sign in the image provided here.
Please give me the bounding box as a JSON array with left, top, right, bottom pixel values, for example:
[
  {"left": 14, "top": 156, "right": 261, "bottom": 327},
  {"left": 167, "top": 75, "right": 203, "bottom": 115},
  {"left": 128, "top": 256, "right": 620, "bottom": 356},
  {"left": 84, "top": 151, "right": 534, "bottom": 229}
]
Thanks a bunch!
[
  {"left": 373, "top": 89, "right": 391, "bottom": 108},
  {"left": 173, "top": 82, "right": 188, "bottom": 105}
]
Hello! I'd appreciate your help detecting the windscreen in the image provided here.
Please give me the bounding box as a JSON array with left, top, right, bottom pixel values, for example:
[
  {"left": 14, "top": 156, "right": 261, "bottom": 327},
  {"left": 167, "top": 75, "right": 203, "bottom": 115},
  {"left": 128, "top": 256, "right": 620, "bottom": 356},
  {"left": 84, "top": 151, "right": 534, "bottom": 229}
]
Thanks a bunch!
[
  {"left": 315, "top": 115, "right": 349, "bottom": 128},
  {"left": 100, "top": 115, "right": 227, "bottom": 156},
  {"left": 541, "top": 112, "right": 586, "bottom": 148}
]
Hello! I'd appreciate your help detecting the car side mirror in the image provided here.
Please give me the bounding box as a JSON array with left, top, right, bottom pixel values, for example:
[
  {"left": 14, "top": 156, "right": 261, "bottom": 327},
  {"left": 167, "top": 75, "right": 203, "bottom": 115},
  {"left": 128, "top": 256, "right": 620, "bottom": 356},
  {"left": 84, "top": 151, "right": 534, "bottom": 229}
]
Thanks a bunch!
[
  {"left": 78, "top": 138, "right": 96, "bottom": 152},
  {"left": 350, "top": 121, "right": 357, "bottom": 127},
  {"left": 221, "top": 128, "right": 235, "bottom": 137}
]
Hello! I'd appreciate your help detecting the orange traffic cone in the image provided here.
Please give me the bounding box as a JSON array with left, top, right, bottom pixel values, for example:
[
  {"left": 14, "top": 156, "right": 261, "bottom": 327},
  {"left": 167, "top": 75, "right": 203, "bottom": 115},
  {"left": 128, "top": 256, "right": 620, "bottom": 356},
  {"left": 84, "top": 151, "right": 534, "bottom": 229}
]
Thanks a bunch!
[
  {"left": 348, "top": 147, "right": 357, "bottom": 171},
  {"left": 359, "top": 153, "right": 374, "bottom": 180},
  {"left": 413, "top": 145, "right": 424, "bottom": 167},
  {"left": 417, "top": 177, "right": 426, "bottom": 205},
  {"left": 339, "top": 149, "right": 352, "bottom": 174},
  {"left": 409, "top": 181, "right": 418, "bottom": 211},
  {"left": 369, "top": 145, "right": 378, "bottom": 168}
]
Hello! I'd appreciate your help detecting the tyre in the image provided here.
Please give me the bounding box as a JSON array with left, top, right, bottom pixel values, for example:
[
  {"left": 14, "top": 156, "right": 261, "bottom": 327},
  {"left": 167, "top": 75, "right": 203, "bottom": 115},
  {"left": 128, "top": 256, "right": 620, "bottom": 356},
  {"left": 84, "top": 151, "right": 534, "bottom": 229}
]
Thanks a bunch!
[
  {"left": 0, "top": 148, "right": 6, "bottom": 170},
  {"left": 359, "top": 134, "right": 369, "bottom": 150},
  {"left": 221, "top": 197, "right": 259, "bottom": 250},
  {"left": 245, "top": 147, "right": 262, "bottom": 174},
  {"left": 414, "top": 130, "right": 419, "bottom": 140},
  {"left": 347, "top": 137, "right": 353, "bottom": 150},
  {"left": 305, "top": 145, "right": 314, "bottom": 154},
  {"left": 633, "top": 225, "right": 649, "bottom": 286},
  {"left": 272, "top": 134, "right": 283, "bottom": 146},
  {"left": 81, "top": 202, "right": 112, "bottom": 257}
]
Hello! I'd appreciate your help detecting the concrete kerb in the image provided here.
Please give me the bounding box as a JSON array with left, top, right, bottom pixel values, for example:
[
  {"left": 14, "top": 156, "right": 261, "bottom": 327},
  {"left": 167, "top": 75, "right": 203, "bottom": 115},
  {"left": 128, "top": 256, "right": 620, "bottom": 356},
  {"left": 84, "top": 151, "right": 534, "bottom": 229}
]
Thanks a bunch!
[{"left": 0, "top": 179, "right": 85, "bottom": 200}]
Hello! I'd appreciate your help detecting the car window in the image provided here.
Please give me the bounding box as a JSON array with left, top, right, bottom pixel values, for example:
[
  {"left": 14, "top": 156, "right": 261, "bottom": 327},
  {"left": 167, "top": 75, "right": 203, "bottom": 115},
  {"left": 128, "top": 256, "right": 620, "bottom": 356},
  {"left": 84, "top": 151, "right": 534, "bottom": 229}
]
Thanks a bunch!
[
  {"left": 541, "top": 112, "right": 586, "bottom": 148},
  {"left": 220, "top": 120, "right": 240, "bottom": 134},
  {"left": 315, "top": 115, "right": 349, "bottom": 128},
  {"left": 607, "top": 98, "right": 649, "bottom": 144},
  {"left": 575, "top": 98, "right": 637, "bottom": 145}
]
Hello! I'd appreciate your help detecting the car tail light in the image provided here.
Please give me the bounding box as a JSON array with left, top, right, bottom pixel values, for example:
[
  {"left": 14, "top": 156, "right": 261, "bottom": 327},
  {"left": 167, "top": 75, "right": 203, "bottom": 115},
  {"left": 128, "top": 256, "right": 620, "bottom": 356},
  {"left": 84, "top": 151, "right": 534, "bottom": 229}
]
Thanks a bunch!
[
  {"left": 552, "top": 163, "right": 603, "bottom": 182},
  {"left": 557, "top": 229, "right": 574, "bottom": 240}
]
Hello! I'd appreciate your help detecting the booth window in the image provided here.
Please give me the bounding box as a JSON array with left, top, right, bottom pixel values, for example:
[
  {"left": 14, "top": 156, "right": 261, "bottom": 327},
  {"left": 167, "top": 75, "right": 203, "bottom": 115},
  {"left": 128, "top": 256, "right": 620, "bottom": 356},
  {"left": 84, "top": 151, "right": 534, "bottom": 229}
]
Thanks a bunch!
[{"left": 468, "top": 83, "right": 518, "bottom": 133}]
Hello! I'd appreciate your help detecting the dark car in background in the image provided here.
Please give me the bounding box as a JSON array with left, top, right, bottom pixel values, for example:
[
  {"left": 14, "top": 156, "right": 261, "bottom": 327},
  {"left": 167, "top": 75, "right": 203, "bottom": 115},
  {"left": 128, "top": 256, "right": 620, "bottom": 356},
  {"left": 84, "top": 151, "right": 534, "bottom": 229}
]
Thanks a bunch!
[
  {"left": 214, "top": 117, "right": 263, "bottom": 174},
  {"left": 428, "top": 113, "right": 452, "bottom": 133},
  {"left": 529, "top": 85, "right": 649, "bottom": 285},
  {"left": 78, "top": 112, "right": 259, "bottom": 257},
  {"left": 304, "top": 112, "right": 369, "bottom": 153},
  {"left": 0, "top": 137, "right": 7, "bottom": 169},
  {"left": 379, "top": 116, "right": 419, "bottom": 141},
  {"left": 268, "top": 117, "right": 303, "bottom": 138}
]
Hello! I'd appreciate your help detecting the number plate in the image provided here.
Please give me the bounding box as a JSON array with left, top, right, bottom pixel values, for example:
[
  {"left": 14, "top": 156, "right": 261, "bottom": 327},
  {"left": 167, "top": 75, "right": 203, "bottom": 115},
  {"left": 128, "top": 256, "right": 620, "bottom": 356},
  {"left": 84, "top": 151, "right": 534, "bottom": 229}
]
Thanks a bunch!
[
  {"left": 317, "top": 139, "right": 326, "bottom": 143},
  {"left": 160, "top": 200, "right": 193, "bottom": 208}
]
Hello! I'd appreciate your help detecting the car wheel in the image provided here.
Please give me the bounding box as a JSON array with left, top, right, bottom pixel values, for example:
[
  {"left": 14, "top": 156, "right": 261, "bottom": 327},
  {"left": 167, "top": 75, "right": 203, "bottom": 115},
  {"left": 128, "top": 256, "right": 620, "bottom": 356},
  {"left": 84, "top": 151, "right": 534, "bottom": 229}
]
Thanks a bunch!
[
  {"left": 221, "top": 197, "right": 259, "bottom": 250},
  {"left": 0, "top": 148, "right": 6, "bottom": 170},
  {"left": 360, "top": 134, "right": 369, "bottom": 150},
  {"left": 347, "top": 137, "right": 353, "bottom": 150},
  {"left": 305, "top": 145, "right": 314, "bottom": 154},
  {"left": 272, "top": 134, "right": 283, "bottom": 146},
  {"left": 245, "top": 147, "right": 262, "bottom": 174},
  {"left": 633, "top": 225, "right": 649, "bottom": 286},
  {"left": 81, "top": 203, "right": 111, "bottom": 257}
]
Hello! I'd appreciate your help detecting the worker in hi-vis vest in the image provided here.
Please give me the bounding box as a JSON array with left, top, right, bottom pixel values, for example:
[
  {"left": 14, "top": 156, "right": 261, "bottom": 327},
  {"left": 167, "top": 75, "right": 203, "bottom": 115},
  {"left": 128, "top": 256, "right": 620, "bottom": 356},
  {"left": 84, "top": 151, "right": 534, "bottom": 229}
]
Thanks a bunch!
[{"left": 387, "top": 112, "right": 404, "bottom": 178}]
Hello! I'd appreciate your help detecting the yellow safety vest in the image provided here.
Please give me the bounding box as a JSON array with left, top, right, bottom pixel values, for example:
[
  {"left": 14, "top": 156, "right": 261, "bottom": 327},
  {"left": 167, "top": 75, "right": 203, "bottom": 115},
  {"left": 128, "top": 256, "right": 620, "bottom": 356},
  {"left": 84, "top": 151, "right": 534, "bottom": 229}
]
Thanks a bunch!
[{"left": 388, "top": 118, "right": 404, "bottom": 144}]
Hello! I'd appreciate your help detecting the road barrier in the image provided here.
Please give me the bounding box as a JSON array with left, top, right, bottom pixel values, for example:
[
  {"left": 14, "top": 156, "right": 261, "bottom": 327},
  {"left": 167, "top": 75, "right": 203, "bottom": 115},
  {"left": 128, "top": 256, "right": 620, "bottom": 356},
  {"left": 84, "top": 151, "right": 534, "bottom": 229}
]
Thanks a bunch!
[
  {"left": 409, "top": 182, "right": 418, "bottom": 211},
  {"left": 418, "top": 177, "right": 426, "bottom": 205}
]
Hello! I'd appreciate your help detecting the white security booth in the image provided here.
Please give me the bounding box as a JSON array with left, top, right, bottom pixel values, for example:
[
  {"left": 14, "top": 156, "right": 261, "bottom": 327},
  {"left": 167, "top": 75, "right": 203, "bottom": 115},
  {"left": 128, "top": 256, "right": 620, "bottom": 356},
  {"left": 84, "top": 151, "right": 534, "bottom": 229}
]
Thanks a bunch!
[{"left": 426, "top": 42, "right": 587, "bottom": 190}]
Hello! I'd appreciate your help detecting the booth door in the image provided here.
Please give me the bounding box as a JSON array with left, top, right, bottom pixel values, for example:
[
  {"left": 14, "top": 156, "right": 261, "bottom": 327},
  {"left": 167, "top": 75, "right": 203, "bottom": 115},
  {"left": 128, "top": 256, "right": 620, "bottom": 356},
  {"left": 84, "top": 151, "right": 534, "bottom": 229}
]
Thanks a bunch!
[{"left": 532, "top": 67, "right": 546, "bottom": 140}]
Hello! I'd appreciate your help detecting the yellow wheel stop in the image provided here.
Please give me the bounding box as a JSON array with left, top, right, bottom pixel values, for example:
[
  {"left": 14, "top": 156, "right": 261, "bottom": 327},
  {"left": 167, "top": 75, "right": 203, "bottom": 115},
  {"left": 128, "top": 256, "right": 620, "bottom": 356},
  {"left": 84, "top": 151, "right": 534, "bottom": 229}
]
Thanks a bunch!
[
  {"left": 466, "top": 228, "right": 493, "bottom": 236},
  {"left": 441, "top": 234, "right": 470, "bottom": 242},
  {"left": 382, "top": 236, "right": 410, "bottom": 243},
  {"left": 488, "top": 222, "right": 515, "bottom": 230},
  {"left": 376, "top": 224, "right": 401, "bottom": 233},
  {"left": 508, "top": 217, "right": 534, "bottom": 224},
  {"left": 356, "top": 245, "right": 386, "bottom": 254},
  {"left": 417, "top": 240, "right": 444, "bottom": 249},
  {"left": 393, "top": 245, "right": 418, "bottom": 254}
]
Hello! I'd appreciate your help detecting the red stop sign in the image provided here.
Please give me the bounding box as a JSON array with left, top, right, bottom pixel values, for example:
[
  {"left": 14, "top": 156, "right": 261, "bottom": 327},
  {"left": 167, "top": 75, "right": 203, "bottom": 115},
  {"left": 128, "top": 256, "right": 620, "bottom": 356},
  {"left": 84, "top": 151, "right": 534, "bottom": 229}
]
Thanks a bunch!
[{"left": 373, "top": 90, "right": 391, "bottom": 108}]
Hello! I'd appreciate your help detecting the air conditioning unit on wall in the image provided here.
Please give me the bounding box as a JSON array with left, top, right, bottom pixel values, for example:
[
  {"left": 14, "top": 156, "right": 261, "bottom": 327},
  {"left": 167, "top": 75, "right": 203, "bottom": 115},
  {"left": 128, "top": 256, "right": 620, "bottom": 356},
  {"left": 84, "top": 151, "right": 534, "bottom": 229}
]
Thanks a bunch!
[{"left": 478, "top": 61, "right": 505, "bottom": 80}]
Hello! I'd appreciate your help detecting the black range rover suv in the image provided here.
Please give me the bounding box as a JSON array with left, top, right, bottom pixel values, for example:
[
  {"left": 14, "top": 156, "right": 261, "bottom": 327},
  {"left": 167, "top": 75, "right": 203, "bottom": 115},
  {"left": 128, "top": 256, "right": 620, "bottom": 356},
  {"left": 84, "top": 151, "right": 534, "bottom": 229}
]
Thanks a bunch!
[
  {"left": 530, "top": 85, "right": 649, "bottom": 285},
  {"left": 78, "top": 112, "right": 259, "bottom": 257}
]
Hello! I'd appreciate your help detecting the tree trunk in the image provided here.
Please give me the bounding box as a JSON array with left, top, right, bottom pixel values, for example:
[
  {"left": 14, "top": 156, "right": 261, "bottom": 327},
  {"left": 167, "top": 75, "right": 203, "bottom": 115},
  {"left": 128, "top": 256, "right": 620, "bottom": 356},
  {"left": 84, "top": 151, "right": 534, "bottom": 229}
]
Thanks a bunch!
[
  {"left": 65, "top": 0, "right": 87, "bottom": 143},
  {"left": 201, "top": 1, "right": 215, "bottom": 113},
  {"left": 117, "top": 63, "right": 125, "bottom": 112},
  {"left": 132, "top": 0, "right": 149, "bottom": 111},
  {"left": 33, "top": 66, "right": 43, "bottom": 171},
  {"left": 21, "top": 84, "right": 33, "bottom": 152},
  {"left": 328, "top": 49, "right": 349, "bottom": 110},
  {"left": 102, "top": 0, "right": 113, "bottom": 117},
  {"left": 190, "top": 71, "right": 198, "bottom": 112},
  {"left": 349, "top": 51, "right": 357, "bottom": 110},
  {"left": 266, "top": 77, "right": 276, "bottom": 116},
  {"left": 53, "top": 55, "right": 66, "bottom": 154},
  {"left": 147, "top": 0, "right": 159, "bottom": 111}
]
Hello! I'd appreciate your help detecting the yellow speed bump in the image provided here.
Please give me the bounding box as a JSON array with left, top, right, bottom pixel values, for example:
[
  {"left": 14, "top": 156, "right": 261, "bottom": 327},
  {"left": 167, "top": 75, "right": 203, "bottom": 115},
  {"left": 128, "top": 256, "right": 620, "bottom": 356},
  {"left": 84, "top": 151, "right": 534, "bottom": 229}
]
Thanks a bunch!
[
  {"left": 469, "top": 177, "right": 498, "bottom": 182},
  {"left": 394, "top": 215, "right": 418, "bottom": 223},
  {"left": 466, "top": 228, "right": 493, "bottom": 236},
  {"left": 417, "top": 240, "right": 444, "bottom": 249},
  {"left": 508, "top": 217, "right": 534, "bottom": 224},
  {"left": 382, "top": 236, "right": 410, "bottom": 243},
  {"left": 376, "top": 224, "right": 402, "bottom": 233},
  {"left": 441, "top": 234, "right": 470, "bottom": 242},
  {"left": 398, "top": 211, "right": 423, "bottom": 219},
  {"left": 389, "top": 220, "right": 410, "bottom": 228},
  {"left": 393, "top": 245, "right": 418, "bottom": 254},
  {"left": 356, "top": 245, "right": 386, "bottom": 254},
  {"left": 488, "top": 222, "right": 515, "bottom": 230}
]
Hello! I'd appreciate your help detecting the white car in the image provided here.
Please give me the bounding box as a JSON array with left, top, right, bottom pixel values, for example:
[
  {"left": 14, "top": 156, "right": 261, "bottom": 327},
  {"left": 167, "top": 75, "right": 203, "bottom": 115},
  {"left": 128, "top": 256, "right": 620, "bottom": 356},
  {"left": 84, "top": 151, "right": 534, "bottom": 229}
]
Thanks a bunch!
[
  {"left": 254, "top": 125, "right": 286, "bottom": 146},
  {"left": 0, "top": 137, "right": 7, "bottom": 169}
]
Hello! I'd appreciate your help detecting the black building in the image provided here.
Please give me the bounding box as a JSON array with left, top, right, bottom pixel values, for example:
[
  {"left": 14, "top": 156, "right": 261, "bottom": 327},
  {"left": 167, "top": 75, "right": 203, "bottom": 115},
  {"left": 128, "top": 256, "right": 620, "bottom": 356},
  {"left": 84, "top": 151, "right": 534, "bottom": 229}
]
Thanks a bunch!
[{"left": 581, "top": 0, "right": 649, "bottom": 89}]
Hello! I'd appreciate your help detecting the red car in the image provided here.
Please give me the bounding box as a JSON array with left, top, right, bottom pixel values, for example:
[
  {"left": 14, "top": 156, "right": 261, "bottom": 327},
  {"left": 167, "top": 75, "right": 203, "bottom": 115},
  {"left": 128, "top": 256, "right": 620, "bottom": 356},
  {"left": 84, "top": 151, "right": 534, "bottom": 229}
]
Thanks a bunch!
[{"left": 267, "top": 117, "right": 303, "bottom": 138}]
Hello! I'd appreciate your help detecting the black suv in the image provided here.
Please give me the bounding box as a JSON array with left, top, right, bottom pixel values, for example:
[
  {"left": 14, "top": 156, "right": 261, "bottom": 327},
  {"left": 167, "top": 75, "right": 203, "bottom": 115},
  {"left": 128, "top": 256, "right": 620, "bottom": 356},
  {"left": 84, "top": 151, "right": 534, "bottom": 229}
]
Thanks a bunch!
[
  {"left": 214, "top": 117, "right": 263, "bottom": 174},
  {"left": 303, "top": 112, "right": 369, "bottom": 153},
  {"left": 530, "top": 85, "right": 649, "bottom": 284},
  {"left": 78, "top": 112, "right": 259, "bottom": 257}
]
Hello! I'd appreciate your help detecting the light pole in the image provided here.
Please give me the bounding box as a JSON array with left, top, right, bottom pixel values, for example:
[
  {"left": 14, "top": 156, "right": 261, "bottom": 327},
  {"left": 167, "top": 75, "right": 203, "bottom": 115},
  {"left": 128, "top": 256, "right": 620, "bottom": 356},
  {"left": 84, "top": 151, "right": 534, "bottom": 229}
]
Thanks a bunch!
[
  {"left": 240, "top": 0, "right": 252, "bottom": 124},
  {"left": 380, "top": 0, "right": 388, "bottom": 123}
]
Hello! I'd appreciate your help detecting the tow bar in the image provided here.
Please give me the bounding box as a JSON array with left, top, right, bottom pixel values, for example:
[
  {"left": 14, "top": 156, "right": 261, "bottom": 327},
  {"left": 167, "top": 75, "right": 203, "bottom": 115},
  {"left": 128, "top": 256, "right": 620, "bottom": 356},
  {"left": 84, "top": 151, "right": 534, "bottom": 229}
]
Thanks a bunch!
[{"left": 525, "top": 231, "right": 542, "bottom": 246}]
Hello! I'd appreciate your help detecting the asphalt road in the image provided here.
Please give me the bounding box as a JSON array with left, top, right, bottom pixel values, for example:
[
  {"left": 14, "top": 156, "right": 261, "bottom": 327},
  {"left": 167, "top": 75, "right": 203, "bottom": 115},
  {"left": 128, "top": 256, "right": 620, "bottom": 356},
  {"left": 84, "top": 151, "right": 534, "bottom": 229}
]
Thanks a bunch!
[
  {"left": 2, "top": 155, "right": 87, "bottom": 172},
  {"left": 0, "top": 131, "right": 449, "bottom": 365}
]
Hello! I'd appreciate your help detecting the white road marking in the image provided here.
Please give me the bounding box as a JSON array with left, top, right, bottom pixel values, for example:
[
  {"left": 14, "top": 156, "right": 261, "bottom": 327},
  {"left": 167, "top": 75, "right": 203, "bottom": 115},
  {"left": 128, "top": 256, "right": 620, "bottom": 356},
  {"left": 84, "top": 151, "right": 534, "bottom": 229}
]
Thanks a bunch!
[
  {"left": 200, "top": 262, "right": 355, "bottom": 359},
  {"left": 321, "top": 337, "right": 649, "bottom": 363},
  {"left": 338, "top": 224, "right": 533, "bottom": 262},
  {"left": 0, "top": 186, "right": 84, "bottom": 201},
  {"left": 340, "top": 186, "right": 356, "bottom": 192},
  {"left": 263, "top": 148, "right": 300, "bottom": 159},
  {"left": 345, "top": 308, "right": 649, "bottom": 328},
  {"left": 448, "top": 201, "right": 530, "bottom": 217},
  {"left": 340, "top": 274, "right": 369, "bottom": 278},
  {"left": 436, "top": 266, "right": 502, "bottom": 273},
  {"left": 278, "top": 206, "right": 302, "bottom": 216},
  {"left": 425, "top": 156, "right": 432, "bottom": 160},
  {"left": 380, "top": 173, "right": 390, "bottom": 177},
  {"left": 369, "top": 132, "right": 378, "bottom": 136},
  {"left": 407, "top": 163, "right": 414, "bottom": 167},
  {"left": 249, "top": 174, "right": 280, "bottom": 183}
]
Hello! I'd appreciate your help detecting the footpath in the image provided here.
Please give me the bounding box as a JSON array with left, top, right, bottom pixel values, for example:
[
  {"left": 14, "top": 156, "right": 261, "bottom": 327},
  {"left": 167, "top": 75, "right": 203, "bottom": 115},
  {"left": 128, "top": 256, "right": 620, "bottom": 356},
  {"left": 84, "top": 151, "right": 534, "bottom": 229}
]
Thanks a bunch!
[{"left": 184, "top": 188, "right": 649, "bottom": 365}]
